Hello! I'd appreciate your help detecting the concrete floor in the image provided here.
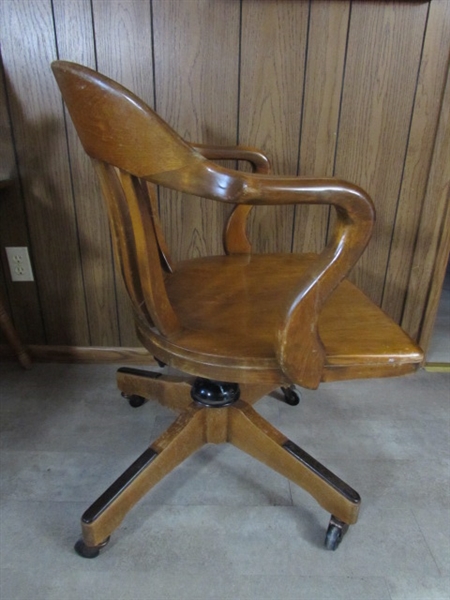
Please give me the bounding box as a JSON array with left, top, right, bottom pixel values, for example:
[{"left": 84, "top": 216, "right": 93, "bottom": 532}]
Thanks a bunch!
[{"left": 0, "top": 362, "right": 449, "bottom": 600}]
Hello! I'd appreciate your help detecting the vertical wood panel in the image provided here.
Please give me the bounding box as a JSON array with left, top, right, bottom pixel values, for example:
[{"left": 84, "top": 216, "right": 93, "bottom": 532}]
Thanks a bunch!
[
  {"left": 53, "top": 0, "right": 120, "bottom": 346},
  {"left": 382, "top": 0, "right": 450, "bottom": 322},
  {"left": 240, "top": 0, "right": 309, "bottom": 253},
  {"left": 0, "top": 0, "right": 89, "bottom": 344},
  {"left": 334, "top": 1, "right": 429, "bottom": 305},
  {"left": 152, "top": 0, "right": 240, "bottom": 262},
  {"left": 402, "top": 64, "right": 450, "bottom": 345},
  {"left": 0, "top": 0, "right": 447, "bottom": 351},
  {"left": 0, "top": 57, "right": 45, "bottom": 343},
  {"left": 293, "top": 0, "right": 350, "bottom": 254},
  {"left": 92, "top": 0, "right": 155, "bottom": 346},
  {"left": 0, "top": 261, "right": 9, "bottom": 344},
  {"left": 92, "top": 0, "right": 154, "bottom": 104}
]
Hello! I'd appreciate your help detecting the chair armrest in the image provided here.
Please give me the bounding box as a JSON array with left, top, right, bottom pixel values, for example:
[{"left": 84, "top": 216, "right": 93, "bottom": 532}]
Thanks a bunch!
[
  {"left": 190, "top": 144, "right": 272, "bottom": 254},
  {"left": 190, "top": 143, "right": 272, "bottom": 174},
  {"left": 243, "top": 176, "right": 375, "bottom": 389}
]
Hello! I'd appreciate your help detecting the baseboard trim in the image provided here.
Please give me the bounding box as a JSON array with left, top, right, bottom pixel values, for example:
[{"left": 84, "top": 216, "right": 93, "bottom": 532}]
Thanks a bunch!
[
  {"left": 424, "top": 362, "right": 450, "bottom": 372},
  {"left": 0, "top": 344, "right": 157, "bottom": 365}
]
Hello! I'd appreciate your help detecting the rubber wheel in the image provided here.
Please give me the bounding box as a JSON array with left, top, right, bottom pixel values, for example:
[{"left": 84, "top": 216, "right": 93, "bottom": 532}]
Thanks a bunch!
[
  {"left": 281, "top": 386, "right": 300, "bottom": 406},
  {"left": 128, "top": 394, "right": 146, "bottom": 408},
  {"left": 74, "top": 536, "right": 110, "bottom": 558},
  {"left": 121, "top": 392, "right": 146, "bottom": 408},
  {"left": 325, "top": 524, "right": 343, "bottom": 551}
]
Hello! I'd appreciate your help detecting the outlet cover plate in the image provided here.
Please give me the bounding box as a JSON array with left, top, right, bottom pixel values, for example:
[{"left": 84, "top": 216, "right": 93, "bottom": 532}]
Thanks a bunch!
[{"left": 5, "top": 247, "right": 34, "bottom": 282}]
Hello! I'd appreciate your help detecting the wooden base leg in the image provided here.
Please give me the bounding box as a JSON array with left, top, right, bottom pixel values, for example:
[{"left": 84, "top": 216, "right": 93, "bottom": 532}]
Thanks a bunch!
[
  {"left": 239, "top": 383, "right": 278, "bottom": 405},
  {"left": 228, "top": 400, "right": 360, "bottom": 525},
  {"left": 78, "top": 404, "right": 206, "bottom": 549},
  {"left": 116, "top": 367, "right": 194, "bottom": 412}
]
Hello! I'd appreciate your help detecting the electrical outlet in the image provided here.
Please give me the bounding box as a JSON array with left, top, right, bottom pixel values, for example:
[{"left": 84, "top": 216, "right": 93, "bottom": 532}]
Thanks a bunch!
[{"left": 5, "top": 247, "right": 34, "bottom": 282}]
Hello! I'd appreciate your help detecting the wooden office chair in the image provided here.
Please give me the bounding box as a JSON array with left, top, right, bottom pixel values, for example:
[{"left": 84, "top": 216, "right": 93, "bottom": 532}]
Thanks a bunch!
[{"left": 52, "top": 61, "right": 423, "bottom": 557}]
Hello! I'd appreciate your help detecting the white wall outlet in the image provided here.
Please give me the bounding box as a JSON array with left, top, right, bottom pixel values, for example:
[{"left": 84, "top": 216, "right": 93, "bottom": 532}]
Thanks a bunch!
[{"left": 5, "top": 247, "right": 35, "bottom": 282}]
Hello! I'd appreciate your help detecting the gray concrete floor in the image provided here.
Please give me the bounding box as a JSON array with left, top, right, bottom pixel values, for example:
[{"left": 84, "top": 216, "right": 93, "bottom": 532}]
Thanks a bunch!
[{"left": 0, "top": 362, "right": 449, "bottom": 600}]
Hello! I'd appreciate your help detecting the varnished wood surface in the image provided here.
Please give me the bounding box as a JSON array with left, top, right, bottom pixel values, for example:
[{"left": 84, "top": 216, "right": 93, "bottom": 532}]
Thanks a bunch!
[
  {"left": 334, "top": 1, "right": 429, "bottom": 305},
  {"left": 93, "top": 0, "right": 155, "bottom": 348},
  {"left": 19, "top": 345, "right": 154, "bottom": 364},
  {"left": 293, "top": 0, "right": 350, "bottom": 255},
  {"left": 239, "top": 1, "right": 308, "bottom": 255},
  {"left": 52, "top": 0, "right": 120, "bottom": 347},
  {"left": 402, "top": 64, "right": 450, "bottom": 347},
  {"left": 43, "top": 28, "right": 435, "bottom": 551},
  {"left": 52, "top": 60, "right": 423, "bottom": 388},
  {"left": 228, "top": 401, "right": 360, "bottom": 524},
  {"left": 382, "top": 0, "right": 450, "bottom": 323},
  {"left": 0, "top": 0, "right": 89, "bottom": 345},
  {"left": 158, "top": 254, "right": 422, "bottom": 381},
  {"left": 0, "top": 57, "right": 44, "bottom": 344},
  {"left": 153, "top": 0, "right": 240, "bottom": 263},
  {"left": 192, "top": 142, "right": 272, "bottom": 255},
  {"left": 0, "top": 0, "right": 448, "bottom": 356},
  {"left": 80, "top": 387, "right": 361, "bottom": 548}
]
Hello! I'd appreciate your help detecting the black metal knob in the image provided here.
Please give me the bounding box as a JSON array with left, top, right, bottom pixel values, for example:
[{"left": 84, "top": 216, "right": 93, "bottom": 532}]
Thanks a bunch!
[{"left": 190, "top": 378, "right": 240, "bottom": 407}]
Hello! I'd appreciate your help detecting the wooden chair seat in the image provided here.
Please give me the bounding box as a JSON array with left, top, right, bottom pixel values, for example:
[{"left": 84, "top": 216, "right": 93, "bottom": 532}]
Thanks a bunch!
[{"left": 135, "top": 253, "right": 422, "bottom": 385}]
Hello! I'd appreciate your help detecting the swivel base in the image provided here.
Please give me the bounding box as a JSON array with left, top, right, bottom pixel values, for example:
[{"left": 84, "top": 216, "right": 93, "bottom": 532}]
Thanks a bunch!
[{"left": 74, "top": 371, "right": 360, "bottom": 556}]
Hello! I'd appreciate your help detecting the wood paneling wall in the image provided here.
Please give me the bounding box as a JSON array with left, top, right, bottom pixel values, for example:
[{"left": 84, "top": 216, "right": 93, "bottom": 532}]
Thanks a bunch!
[{"left": 0, "top": 0, "right": 449, "bottom": 355}]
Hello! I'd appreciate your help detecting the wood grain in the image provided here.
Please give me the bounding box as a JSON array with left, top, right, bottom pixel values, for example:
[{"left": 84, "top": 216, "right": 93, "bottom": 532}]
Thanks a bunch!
[
  {"left": 402, "top": 64, "right": 450, "bottom": 345},
  {"left": 239, "top": 0, "right": 309, "bottom": 253},
  {"left": 53, "top": 0, "right": 120, "bottom": 346},
  {"left": 92, "top": 0, "right": 155, "bottom": 346},
  {"left": 293, "top": 0, "right": 350, "bottom": 254},
  {"left": 334, "top": 1, "right": 428, "bottom": 305},
  {"left": 0, "top": 1, "right": 448, "bottom": 350},
  {"left": 0, "top": 60, "right": 45, "bottom": 343},
  {"left": 382, "top": 0, "right": 450, "bottom": 323},
  {"left": 152, "top": 0, "right": 240, "bottom": 262},
  {"left": 0, "top": 0, "right": 89, "bottom": 344},
  {"left": 417, "top": 199, "right": 449, "bottom": 357}
]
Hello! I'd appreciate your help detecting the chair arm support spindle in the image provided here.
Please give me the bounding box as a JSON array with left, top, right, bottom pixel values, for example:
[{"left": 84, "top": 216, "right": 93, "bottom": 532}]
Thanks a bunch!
[{"left": 190, "top": 143, "right": 272, "bottom": 254}]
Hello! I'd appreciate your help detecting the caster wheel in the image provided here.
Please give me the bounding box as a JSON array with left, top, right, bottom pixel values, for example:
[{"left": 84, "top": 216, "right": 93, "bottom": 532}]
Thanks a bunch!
[
  {"left": 121, "top": 392, "right": 146, "bottom": 408},
  {"left": 324, "top": 516, "right": 348, "bottom": 551},
  {"left": 74, "top": 536, "right": 110, "bottom": 559},
  {"left": 281, "top": 386, "right": 300, "bottom": 406},
  {"left": 154, "top": 357, "right": 166, "bottom": 368}
]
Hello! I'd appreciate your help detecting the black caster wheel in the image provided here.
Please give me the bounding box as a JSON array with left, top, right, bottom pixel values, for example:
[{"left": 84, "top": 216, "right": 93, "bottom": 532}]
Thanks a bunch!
[
  {"left": 281, "top": 386, "right": 301, "bottom": 406},
  {"left": 121, "top": 392, "right": 146, "bottom": 408},
  {"left": 74, "top": 536, "right": 110, "bottom": 559},
  {"left": 154, "top": 357, "right": 166, "bottom": 368},
  {"left": 325, "top": 516, "right": 349, "bottom": 551}
]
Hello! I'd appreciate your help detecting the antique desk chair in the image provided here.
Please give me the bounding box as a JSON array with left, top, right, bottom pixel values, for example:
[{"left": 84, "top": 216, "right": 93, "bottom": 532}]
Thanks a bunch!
[{"left": 52, "top": 61, "right": 423, "bottom": 557}]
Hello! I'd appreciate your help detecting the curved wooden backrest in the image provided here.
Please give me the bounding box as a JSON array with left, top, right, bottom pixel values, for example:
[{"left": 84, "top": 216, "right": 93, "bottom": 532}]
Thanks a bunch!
[{"left": 52, "top": 61, "right": 198, "bottom": 177}]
